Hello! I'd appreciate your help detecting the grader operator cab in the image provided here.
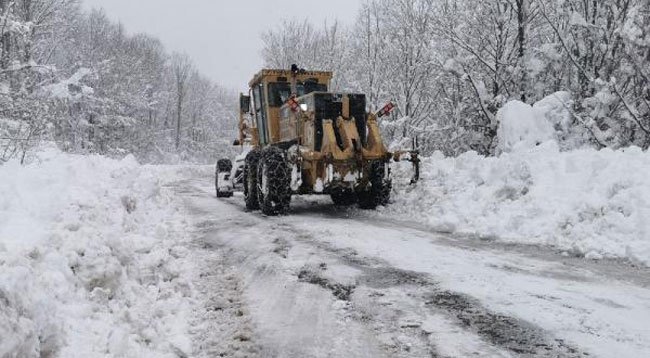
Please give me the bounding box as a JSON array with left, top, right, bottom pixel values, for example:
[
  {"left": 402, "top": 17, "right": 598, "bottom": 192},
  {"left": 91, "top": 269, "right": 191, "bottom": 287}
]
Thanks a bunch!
[{"left": 215, "top": 65, "right": 419, "bottom": 215}]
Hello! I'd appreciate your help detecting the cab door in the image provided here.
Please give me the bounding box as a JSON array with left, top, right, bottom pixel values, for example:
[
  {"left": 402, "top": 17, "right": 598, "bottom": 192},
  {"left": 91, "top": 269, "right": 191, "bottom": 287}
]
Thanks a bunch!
[{"left": 252, "top": 83, "right": 269, "bottom": 146}]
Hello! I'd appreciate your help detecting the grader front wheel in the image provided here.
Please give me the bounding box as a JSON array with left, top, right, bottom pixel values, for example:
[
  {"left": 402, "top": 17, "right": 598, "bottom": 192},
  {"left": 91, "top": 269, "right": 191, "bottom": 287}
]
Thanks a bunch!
[
  {"left": 257, "top": 146, "right": 292, "bottom": 216},
  {"left": 244, "top": 149, "right": 261, "bottom": 210}
]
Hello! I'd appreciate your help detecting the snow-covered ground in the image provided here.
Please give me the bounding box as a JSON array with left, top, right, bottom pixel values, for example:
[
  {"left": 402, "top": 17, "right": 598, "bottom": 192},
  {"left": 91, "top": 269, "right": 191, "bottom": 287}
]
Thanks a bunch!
[
  {"left": 2, "top": 105, "right": 650, "bottom": 356},
  {"left": 0, "top": 146, "right": 200, "bottom": 357},
  {"left": 182, "top": 179, "right": 650, "bottom": 357},
  {"left": 388, "top": 143, "right": 650, "bottom": 265}
]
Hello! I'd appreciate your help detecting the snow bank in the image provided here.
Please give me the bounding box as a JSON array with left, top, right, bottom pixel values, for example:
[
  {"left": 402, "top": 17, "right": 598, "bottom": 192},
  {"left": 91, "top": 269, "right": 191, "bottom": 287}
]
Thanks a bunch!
[
  {"left": 389, "top": 144, "right": 650, "bottom": 265},
  {"left": 386, "top": 99, "right": 650, "bottom": 266},
  {"left": 0, "top": 147, "right": 195, "bottom": 357}
]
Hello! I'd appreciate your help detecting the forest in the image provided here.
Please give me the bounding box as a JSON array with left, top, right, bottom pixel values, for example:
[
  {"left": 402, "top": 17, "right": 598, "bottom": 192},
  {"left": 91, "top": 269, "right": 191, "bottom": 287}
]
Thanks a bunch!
[
  {"left": 1, "top": 0, "right": 649, "bottom": 163},
  {"left": 0, "top": 0, "right": 237, "bottom": 164},
  {"left": 263, "top": 0, "right": 650, "bottom": 155}
]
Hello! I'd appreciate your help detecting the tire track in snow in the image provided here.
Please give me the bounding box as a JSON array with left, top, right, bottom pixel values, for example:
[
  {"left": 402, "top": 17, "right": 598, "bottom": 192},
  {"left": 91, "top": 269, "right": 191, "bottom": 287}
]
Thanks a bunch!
[
  {"left": 181, "top": 179, "right": 587, "bottom": 357},
  {"left": 188, "top": 242, "right": 260, "bottom": 358},
  {"left": 289, "top": 195, "right": 650, "bottom": 289},
  {"left": 177, "top": 180, "right": 389, "bottom": 357},
  {"left": 171, "top": 182, "right": 261, "bottom": 358},
  {"left": 283, "top": 228, "right": 587, "bottom": 357}
]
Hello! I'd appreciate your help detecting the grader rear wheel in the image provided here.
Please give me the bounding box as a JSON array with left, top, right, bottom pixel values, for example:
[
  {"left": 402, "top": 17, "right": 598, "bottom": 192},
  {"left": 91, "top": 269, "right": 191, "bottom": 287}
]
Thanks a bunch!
[
  {"left": 330, "top": 189, "right": 357, "bottom": 206},
  {"left": 357, "top": 160, "right": 391, "bottom": 209}
]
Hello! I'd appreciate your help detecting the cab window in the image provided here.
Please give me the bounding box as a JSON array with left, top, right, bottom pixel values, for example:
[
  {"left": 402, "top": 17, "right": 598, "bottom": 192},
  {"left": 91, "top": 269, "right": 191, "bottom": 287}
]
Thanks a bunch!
[
  {"left": 252, "top": 84, "right": 269, "bottom": 145},
  {"left": 267, "top": 80, "right": 329, "bottom": 107},
  {"left": 268, "top": 82, "right": 291, "bottom": 107},
  {"left": 299, "top": 79, "right": 327, "bottom": 94}
]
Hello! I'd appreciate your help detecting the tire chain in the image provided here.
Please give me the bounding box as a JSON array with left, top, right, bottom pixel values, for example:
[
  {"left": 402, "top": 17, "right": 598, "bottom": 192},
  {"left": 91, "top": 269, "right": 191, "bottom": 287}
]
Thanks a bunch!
[
  {"left": 257, "top": 146, "right": 292, "bottom": 215},
  {"left": 358, "top": 160, "right": 391, "bottom": 209},
  {"left": 331, "top": 189, "right": 357, "bottom": 206},
  {"left": 244, "top": 149, "right": 261, "bottom": 210}
]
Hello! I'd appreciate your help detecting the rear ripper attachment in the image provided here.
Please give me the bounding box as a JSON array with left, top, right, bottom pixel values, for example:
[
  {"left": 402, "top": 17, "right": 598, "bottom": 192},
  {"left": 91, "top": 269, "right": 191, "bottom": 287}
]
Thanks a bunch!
[{"left": 220, "top": 65, "right": 420, "bottom": 216}]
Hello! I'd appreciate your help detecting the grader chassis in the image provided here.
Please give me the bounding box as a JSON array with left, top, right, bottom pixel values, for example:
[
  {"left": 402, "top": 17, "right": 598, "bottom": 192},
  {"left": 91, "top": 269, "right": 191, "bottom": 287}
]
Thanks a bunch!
[{"left": 216, "top": 65, "right": 419, "bottom": 216}]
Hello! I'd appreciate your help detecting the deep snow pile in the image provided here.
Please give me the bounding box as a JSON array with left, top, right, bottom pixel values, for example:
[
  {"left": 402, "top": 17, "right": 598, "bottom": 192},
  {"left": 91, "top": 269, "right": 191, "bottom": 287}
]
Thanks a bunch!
[
  {"left": 387, "top": 95, "right": 650, "bottom": 266},
  {"left": 0, "top": 146, "right": 195, "bottom": 357}
]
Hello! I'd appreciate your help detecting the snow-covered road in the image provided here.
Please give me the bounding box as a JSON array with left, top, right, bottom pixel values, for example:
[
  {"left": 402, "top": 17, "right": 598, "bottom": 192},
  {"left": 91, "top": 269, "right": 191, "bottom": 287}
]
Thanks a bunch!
[{"left": 177, "top": 177, "right": 650, "bottom": 358}]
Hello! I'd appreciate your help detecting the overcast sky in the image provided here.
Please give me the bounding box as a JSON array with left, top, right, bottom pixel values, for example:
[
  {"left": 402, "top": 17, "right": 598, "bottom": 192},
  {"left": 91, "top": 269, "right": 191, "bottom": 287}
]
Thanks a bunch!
[{"left": 81, "top": 0, "right": 362, "bottom": 92}]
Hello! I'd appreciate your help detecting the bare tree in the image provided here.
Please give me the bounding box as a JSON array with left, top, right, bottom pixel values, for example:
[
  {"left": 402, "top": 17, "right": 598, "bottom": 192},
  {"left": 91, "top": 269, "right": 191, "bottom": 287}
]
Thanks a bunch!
[
  {"left": 261, "top": 19, "right": 350, "bottom": 89},
  {"left": 350, "top": 1, "right": 386, "bottom": 111},
  {"left": 171, "top": 53, "right": 193, "bottom": 150}
]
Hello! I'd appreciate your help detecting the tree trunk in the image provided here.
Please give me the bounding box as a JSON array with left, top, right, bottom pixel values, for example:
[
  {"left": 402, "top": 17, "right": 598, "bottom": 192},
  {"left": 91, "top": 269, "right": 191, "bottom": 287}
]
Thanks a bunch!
[
  {"left": 175, "top": 94, "right": 182, "bottom": 149},
  {"left": 517, "top": 0, "right": 528, "bottom": 102},
  {"left": 1, "top": 0, "right": 11, "bottom": 70}
]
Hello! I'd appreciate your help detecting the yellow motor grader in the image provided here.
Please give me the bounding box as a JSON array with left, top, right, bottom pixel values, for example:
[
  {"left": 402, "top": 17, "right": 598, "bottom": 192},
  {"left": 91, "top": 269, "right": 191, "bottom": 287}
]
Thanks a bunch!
[{"left": 216, "top": 65, "right": 419, "bottom": 215}]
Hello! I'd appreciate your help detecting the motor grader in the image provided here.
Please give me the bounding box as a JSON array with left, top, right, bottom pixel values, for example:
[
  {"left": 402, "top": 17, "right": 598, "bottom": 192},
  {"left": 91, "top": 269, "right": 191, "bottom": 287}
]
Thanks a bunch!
[{"left": 215, "top": 65, "right": 419, "bottom": 215}]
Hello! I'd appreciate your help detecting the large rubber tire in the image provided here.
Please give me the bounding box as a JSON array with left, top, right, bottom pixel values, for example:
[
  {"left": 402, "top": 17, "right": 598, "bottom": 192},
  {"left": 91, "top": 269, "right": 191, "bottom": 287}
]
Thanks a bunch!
[
  {"left": 244, "top": 149, "right": 261, "bottom": 210},
  {"left": 357, "top": 160, "right": 391, "bottom": 209},
  {"left": 330, "top": 189, "right": 357, "bottom": 206},
  {"left": 379, "top": 175, "right": 392, "bottom": 206},
  {"left": 257, "top": 146, "right": 292, "bottom": 216}
]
